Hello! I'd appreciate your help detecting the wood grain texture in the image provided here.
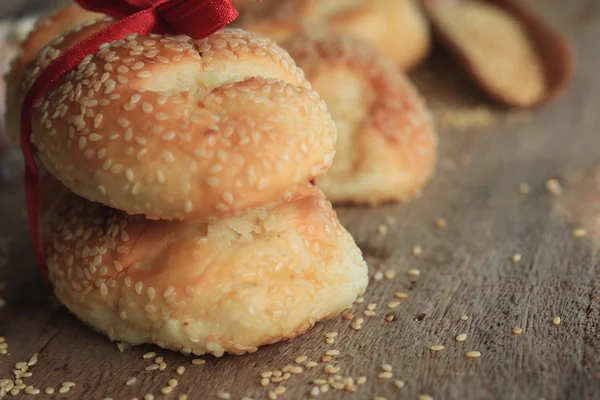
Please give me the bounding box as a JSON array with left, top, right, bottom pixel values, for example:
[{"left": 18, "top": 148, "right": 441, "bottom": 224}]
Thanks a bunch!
[{"left": 1, "top": 1, "right": 599, "bottom": 399}]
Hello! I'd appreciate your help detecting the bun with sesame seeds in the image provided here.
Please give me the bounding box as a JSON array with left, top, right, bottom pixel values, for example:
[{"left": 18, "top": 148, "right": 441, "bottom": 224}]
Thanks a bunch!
[
  {"left": 39, "top": 175, "right": 368, "bottom": 356},
  {"left": 4, "top": 4, "right": 104, "bottom": 146},
  {"left": 7, "top": 7, "right": 336, "bottom": 222},
  {"left": 283, "top": 34, "right": 438, "bottom": 205},
  {"left": 234, "top": 0, "right": 431, "bottom": 71}
]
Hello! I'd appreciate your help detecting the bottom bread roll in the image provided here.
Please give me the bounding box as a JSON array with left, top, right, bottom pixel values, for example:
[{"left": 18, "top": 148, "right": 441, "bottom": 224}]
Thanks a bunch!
[{"left": 40, "top": 177, "right": 368, "bottom": 356}]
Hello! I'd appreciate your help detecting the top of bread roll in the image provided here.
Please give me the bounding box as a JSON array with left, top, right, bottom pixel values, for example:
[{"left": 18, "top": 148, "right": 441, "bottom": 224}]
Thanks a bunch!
[{"left": 7, "top": 5, "right": 336, "bottom": 221}]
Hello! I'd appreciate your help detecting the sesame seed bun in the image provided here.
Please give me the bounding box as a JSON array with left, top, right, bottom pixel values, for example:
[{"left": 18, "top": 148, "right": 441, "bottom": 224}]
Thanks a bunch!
[
  {"left": 40, "top": 174, "right": 368, "bottom": 356},
  {"left": 235, "top": 0, "right": 431, "bottom": 71},
  {"left": 8, "top": 7, "right": 336, "bottom": 221},
  {"left": 284, "top": 34, "right": 438, "bottom": 205}
]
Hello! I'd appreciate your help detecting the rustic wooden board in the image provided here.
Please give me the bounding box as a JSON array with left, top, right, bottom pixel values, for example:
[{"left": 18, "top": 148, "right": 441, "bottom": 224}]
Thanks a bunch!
[{"left": 1, "top": 1, "right": 600, "bottom": 399}]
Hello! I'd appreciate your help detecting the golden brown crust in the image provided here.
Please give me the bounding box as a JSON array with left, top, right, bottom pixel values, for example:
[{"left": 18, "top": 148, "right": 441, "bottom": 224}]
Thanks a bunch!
[
  {"left": 5, "top": 4, "right": 103, "bottom": 144},
  {"left": 235, "top": 0, "right": 431, "bottom": 71},
  {"left": 40, "top": 176, "right": 368, "bottom": 356},
  {"left": 8, "top": 8, "right": 336, "bottom": 221},
  {"left": 284, "top": 34, "right": 438, "bottom": 205}
]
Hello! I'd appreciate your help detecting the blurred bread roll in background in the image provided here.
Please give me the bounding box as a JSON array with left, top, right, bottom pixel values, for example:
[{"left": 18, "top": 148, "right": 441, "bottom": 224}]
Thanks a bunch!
[
  {"left": 40, "top": 175, "right": 368, "bottom": 356},
  {"left": 234, "top": 0, "right": 431, "bottom": 71},
  {"left": 284, "top": 34, "right": 438, "bottom": 205}
]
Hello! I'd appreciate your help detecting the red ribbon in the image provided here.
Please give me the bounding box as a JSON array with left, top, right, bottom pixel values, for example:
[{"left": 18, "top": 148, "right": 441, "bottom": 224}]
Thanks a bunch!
[{"left": 20, "top": 0, "right": 238, "bottom": 289}]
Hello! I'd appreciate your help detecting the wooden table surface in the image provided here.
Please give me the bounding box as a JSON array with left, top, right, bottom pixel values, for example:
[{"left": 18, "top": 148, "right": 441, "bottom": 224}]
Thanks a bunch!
[{"left": 1, "top": 1, "right": 600, "bottom": 399}]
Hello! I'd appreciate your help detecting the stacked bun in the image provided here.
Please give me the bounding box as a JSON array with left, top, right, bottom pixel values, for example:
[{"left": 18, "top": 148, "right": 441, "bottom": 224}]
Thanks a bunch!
[
  {"left": 234, "top": 0, "right": 431, "bottom": 71},
  {"left": 7, "top": 5, "right": 368, "bottom": 356}
]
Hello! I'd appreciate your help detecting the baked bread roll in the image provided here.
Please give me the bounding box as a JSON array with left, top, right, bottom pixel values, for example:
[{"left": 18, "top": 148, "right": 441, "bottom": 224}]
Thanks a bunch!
[
  {"left": 235, "top": 0, "right": 431, "bottom": 71},
  {"left": 40, "top": 175, "right": 368, "bottom": 356},
  {"left": 5, "top": 4, "right": 104, "bottom": 146},
  {"left": 284, "top": 34, "right": 438, "bottom": 205},
  {"left": 7, "top": 8, "right": 336, "bottom": 222}
]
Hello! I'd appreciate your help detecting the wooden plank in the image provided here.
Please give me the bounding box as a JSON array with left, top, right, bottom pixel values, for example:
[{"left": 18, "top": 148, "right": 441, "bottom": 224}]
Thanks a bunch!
[{"left": 1, "top": 0, "right": 599, "bottom": 399}]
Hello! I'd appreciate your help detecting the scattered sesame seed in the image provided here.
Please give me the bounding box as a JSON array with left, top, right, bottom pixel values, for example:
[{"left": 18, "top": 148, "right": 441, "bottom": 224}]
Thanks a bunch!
[
  {"left": 518, "top": 183, "right": 530, "bottom": 194},
  {"left": 260, "top": 378, "right": 270, "bottom": 387},
  {"left": 154, "top": 356, "right": 164, "bottom": 364},
  {"left": 325, "top": 337, "right": 335, "bottom": 345},
  {"left": 553, "top": 317, "right": 561, "bottom": 326},
  {"left": 145, "top": 364, "right": 159, "bottom": 371},
  {"left": 306, "top": 361, "right": 318, "bottom": 368},
  {"left": 408, "top": 269, "right": 421, "bottom": 277},
  {"left": 161, "top": 386, "right": 173, "bottom": 394},
  {"left": 460, "top": 315, "right": 469, "bottom": 321},
  {"left": 126, "top": 377, "right": 137, "bottom": 386},
  {"left": 419, "top": 395, "right": 434, "bottom": 400},
  {"left": 364, "top": 310, "right": 376, "bottom": 317},
  {"left": 384, "top": 270, "right": 396, "bottom": 280},
  {"left": 310, "top": 386, "right": 320, "bottom": 397},
  {"left": 545, "top": 179, "right": 563, "bottom": 195},
  {"left": 511, "top": 253, "right": 522, "bottom": 263},
  {"left": 192, "top": 358, "right": 206, "bottom": 365},
  {"left": 387, "top": 301, "right": 401, "bottom": 309},
  {"left": 176, "top": 366, "right": 186, "bottom": 375},
  {"left": 430, "top": 345, "right": 445, "bottom": 351},
  {"left": 62, "top": 382, "right": 76, "bottom": 388},
  {"left": 321, "top": 355, "right": 332, "bottom": 363},
  {"left": 378, "top": 371, "right": 393, "bottom": 379},
  {"left": 217, "top": 391, "right": 231, "bottom": 399},
  {"left": 381, "top": 363, "right": 392, "bottom": 372},
  {"left": 395, "top": 292, "right": 408, "bottom": 299},
  {"left": 367, "top": 303, "right": 377, "bottom": 311},
  {"left": 512, "top": 327, "right": 523, "bottom": 335},
  {"left": 466, "top": 351, "right": 482, "bottom": 358},
  {"left": 355, "top": 297, "right": 365, "bottom": 304},
  {"left": 412, "top": 246, "right": 423, "bottom": 256},
  {"left": 58, "top": 386, "right": 70, "bottom": 394},
  {"left": 168, "top": 379, "right": 178, "bottom": 387},
  {"left": 142, "top": 352, "right": 156, "bottom": 359},
  {"left": 45, "top": 387, "right": 54, "bottom": 394},
  {"left": 435, "top": 218, "right": 447, "bottom": 228},
  {"left": 394, "top": 380, "right": 405, "bottom": 389},
  {"left": 295, "top": 355, "right": 308, "bottom": 364},
  {"left": 377, "top": 224, "right": 388, "bottom": 235},
  {"left": 374, "top": 271, "right": 384, "bottom": 281},
  {"left": 325, "top": 350, "right": 340, "bottom": 356},
  {"left": 386, "top": 314, "right": 395, "bottom": 322},
  {"left": 573, "top": 228, "right": 587, "bottom": 237},
  {"left": 456, "top": 334, "right": 467, "bottom": 342}
]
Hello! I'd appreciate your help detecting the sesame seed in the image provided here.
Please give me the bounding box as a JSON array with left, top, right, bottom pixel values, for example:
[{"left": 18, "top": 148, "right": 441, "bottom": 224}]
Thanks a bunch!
[
  {"left": 260, "top": 378, "right": 269, "bottom": 387},
  {"left": 290, "top": 366, "right": 303, "bottom": 374},
  {"left": 512, "top": 327, "right": 523, "bottom": 335},
  {"left": 518, "top": 183, "right": 530, "bottom": 194},
  {"left": 343, "top": 313, "right": 353, "bottom": 320},
  {"left": 191, "top": 358, "right": 205, "bottom": 365},
  {"left": 374, "top": 271, "right": 383, "bottom": 281},
  {"left": 394, "top": 380, "right": 405, "bottom": 388},
  {"left": 386, "top": 314, "right": 395, "bottom": 322},
  {"left": 419, "top": 395, "right": 434, "bottom": 400},
  {"left": 310, "top": 386, "right": 320, "bottom": 397},
  {"left": 161, "top": 386, "right": 173, "bottom": 394},
  {"left": 545, "top": 178, "right": 563, "bottom": 195},
  {"left": 126, "top": 377, "right": 137, "bottom": 386},
  {"left": 553, "top": 317, "right": 561, "bottom": 326},
  {"left": 377, "top": 224, "right": 388, "bottom": 235},
  {"left": 58, "top": 386, "right": 70, "bottom": 394},
  {"left": 62, "top": 382, "right": 76, "bottom": 388},
  {"left": 378, "top": 371, "right": 393, "bottom": 379},
  {"left": 466, "top": 351, "right": 481, "bottom": 358},
  {"left": 295, "top": 355, "right": 308, "bottom": 364},
  {"left": 168, "top": 379, "right": 178, "bottom": 387},
  {"left": 573, "top": 228, "right": 587, "bottom": 237},
  {"left": 176, "top": 366, "right": 186, "bottom": 375},
  {"left": 456, "top": 333, "right": 467, "bottom": 342},
  {"left": 408, "top": 269, "right": 421, "bottom": 277},
  {"left": 367, "top": 303, "right": 377, "bottom": 311},
  {"left": 435, "top": 218, "right": 447, "bottom": 228},
  {"left": 460, "top": 315, "right": 469, "bottom": 321},
  {"left": 511, "top": 253, "right": 522, "bottom": 263},
  {"left": 384, "top": 270, "right": 396, "bottom": 279},
  {"left": 357, "top": 377, "right": 367, "bottom": 385},
  {"left": 325, "top": 350, "right": 340, "bottom": 356},
  {"left": 387, "top": 301, "right": 400, "bottom": 309},
  {"left": 142, "top": 352, "right": 156, "bottom": 359},
  {"left": 381, "top": 363, "right": 392, "bottom": 372},
  {"left": 145, "top": 364, "right": 159, "bottom": 371},
  {"left": 217, "top": 391, "right": 231, "bottom": 399},
  {"left": 395, "top": 292, "right": 408, "bottom": 299},
  {"left": 45, "top": 387, "right": 54, "bottom": 394},
  {"left": 412, "top": 246, "right": 422, "bottom": 256},
  {"left": 306, "top": 361, "right": 318, "bottom": 368}
]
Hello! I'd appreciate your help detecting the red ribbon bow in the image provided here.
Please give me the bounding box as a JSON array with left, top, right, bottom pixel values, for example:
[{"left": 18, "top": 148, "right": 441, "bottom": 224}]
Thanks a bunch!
[{"left": 20, "top": 0, "right": 239, "bottom": 289}]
